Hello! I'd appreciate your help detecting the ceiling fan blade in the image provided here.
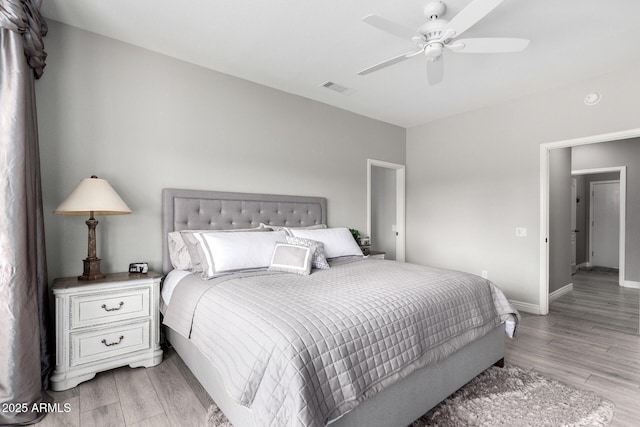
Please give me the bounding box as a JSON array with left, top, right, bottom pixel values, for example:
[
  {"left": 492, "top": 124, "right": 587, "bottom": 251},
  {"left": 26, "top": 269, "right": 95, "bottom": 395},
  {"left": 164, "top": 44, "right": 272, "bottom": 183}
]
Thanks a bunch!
[
  {"left": 449, "top": 37, "right": 529, "bottom": 53},
  {"left": 358, "top": 51, "right": 421, "bottom": 75},
  {"left": 446, "top": 0, "right": 504, "bottom": 38},
  {"left": 362, "top": 14, "right": 416, "bottom": 40},
  {"left": 426, "top": 57, "right": 444, "bottom": 85}
]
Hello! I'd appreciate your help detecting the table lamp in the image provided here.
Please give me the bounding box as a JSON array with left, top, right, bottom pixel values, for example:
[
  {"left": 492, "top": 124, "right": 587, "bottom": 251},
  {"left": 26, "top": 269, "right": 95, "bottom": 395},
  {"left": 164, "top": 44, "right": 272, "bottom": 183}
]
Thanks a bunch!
[{"left": 54, "top": 175, "right": 131, "bottom": 281}]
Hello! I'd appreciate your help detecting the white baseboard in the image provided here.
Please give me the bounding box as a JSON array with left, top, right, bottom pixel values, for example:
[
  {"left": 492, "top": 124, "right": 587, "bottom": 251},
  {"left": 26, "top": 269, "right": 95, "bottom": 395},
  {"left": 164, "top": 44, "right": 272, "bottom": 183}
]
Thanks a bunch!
[
  {"left": 577, "top": 262, "right": 591, "bottom": 269},
  {"left": 623, "top": 280, "right": 640, "bottom": 289},
  {"left": 549, "top": 283, "right": 573, "bottom": 302},
  {"left": 510, "top": 301, "right": 541, "bottom": 314},
  {"left": 511, "top": 284, "right": 574, "bottom": 314}
]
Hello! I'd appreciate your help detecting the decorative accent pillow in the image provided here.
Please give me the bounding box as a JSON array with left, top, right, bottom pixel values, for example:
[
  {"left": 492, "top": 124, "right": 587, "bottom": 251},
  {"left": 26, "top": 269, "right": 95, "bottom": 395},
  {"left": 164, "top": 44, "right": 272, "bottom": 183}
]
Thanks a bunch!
[
  {"left": 289, "top": 227, "right": 364, "bottom": 259},
  {"left": 196, "top": 230, "right": 288, "bottom": 278},
  {"left": 285, "top": 236, "right": 330, "bottom": 269},
  {"left": 268, "top": 242, "right": 316, "bottom": 276}
]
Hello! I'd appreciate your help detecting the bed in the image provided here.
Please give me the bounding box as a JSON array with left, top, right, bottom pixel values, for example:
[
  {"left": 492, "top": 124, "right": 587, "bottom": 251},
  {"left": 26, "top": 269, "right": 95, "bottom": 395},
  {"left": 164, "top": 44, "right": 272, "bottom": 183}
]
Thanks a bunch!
[{"left": 160, "top": 188, "right": 517, "bottom": 427}]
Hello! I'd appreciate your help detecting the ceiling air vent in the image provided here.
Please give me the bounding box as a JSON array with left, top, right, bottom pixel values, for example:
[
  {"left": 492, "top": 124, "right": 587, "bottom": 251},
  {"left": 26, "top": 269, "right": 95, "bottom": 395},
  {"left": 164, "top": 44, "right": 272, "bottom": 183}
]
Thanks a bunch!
[{"left": 322, "top": 81, "right": 356, "bottom": 96}]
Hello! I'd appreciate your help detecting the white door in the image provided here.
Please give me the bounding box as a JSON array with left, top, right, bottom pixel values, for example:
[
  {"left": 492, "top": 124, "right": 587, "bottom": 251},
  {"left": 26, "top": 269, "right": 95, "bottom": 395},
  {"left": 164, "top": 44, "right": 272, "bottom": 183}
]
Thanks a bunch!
[
  {"left": 570, "top": 178, "right": 577, "bottom": 274},
  {"left": 590, "top": 181, "right": 620, "bottom": 268}
]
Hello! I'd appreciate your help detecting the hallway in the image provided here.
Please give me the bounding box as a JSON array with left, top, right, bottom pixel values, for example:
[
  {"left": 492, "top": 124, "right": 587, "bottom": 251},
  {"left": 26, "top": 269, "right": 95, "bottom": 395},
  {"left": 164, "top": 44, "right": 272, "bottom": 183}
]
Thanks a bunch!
[{"left": 551, "top": 268, "right": 639, "bottom": 335}]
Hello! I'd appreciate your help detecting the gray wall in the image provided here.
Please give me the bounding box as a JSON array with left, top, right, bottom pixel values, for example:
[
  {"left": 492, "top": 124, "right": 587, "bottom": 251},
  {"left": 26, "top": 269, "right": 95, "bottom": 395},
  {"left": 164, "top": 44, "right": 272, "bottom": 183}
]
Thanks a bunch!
[
  {"left": 572, "top": 138, "right": 640, "bottom": 282},
  {"left": 406, "top": 60, "right": 640, "bottom": 308},
  {"left": 36, "top": 21, "right": 406, "bottom": 281},
  {"left": 548, "top": 148, "right": 572, "bottom": 293},
  {"left": 371, "top": 166, "right": 397, "bottom": 260}
]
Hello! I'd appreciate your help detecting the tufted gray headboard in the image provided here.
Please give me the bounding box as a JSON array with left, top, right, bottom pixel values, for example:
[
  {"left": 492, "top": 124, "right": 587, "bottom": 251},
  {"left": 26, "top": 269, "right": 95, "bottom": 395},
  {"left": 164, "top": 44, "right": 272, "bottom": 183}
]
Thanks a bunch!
[{"left": 161, "top": 188, "right": 327, "bottom": 274}]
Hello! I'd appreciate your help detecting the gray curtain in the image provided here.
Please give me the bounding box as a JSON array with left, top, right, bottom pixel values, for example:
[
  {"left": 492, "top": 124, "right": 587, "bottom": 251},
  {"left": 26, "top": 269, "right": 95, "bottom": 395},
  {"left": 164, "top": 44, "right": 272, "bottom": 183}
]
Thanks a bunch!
[{"left": 0, "top": 1, "right": 51, "bottom": 425}]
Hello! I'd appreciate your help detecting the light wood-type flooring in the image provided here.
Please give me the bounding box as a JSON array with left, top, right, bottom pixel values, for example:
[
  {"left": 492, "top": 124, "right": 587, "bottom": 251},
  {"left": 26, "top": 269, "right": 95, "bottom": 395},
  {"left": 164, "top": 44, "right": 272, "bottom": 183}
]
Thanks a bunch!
[
  {"left": 506, "top": 269, "right": 640, "bottom": 427},
  {"left": 33, "top": 348, "right": 212, "bottom": 427},
  {"left": 551, "top": 268, "right": 639, "bottom": 334},
  {"left": 35, "top": 269, "right": 639, "bottom": 426}
]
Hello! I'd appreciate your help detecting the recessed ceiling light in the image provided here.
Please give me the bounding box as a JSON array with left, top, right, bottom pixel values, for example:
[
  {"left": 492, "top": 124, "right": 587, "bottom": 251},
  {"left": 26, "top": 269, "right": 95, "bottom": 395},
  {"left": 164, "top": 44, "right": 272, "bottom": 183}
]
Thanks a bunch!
[{"left": 584, "top": 92, "right": 601, "bottom": 106}]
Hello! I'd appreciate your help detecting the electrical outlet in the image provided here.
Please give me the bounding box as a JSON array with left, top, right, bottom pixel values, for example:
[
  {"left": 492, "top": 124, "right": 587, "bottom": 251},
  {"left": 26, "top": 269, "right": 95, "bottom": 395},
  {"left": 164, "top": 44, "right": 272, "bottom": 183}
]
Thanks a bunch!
[{"left": 481, "top": 270, "right": 488, "bottom": 279}]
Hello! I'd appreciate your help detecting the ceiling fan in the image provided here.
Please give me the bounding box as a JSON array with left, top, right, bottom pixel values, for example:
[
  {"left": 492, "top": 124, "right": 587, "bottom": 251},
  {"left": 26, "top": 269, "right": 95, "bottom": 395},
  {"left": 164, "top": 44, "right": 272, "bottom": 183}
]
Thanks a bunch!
[{"left": 358, "top": 0, "right": 529, "bottom": 84}]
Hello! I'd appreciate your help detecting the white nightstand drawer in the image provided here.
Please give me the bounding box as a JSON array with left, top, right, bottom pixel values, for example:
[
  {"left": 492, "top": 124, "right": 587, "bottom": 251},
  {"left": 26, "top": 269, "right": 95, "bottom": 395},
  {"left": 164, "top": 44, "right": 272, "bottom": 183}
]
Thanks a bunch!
[
  {"left": 71, "top": 287, "right": 150, "bottom": 329},
  {"left": 70, "top": 321, "right": 150, "bottom": 367}
]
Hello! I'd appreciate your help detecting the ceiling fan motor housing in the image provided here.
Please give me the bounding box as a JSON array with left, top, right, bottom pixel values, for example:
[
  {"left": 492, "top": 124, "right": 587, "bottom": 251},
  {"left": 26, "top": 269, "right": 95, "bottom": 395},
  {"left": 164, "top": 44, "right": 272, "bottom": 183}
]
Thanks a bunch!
[
  {"left": 419, "top": 14, "right": 449, "bottom": 40},
  {"left": 424, "top": 1, "right": 446, "bottom": 19}
]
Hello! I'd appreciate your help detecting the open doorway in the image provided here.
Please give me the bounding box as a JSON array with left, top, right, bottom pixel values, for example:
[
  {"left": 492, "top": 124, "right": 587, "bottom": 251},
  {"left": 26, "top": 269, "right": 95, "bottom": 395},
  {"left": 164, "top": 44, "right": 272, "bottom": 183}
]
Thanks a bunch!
[
  {"left": 572, "top": 168, "right": 625, "bottom": 277},
  {"left": 541, "top": 130, "right": 640, "bottom": 335},
  {"left": 558, "top": 170, "right": 637, "bottom": 334},
  {"left": 367, "top": 159, "right": 405, "bottom": 261},
  {"left": 540, "top": 129, "right": 640, "bottom": 313}
]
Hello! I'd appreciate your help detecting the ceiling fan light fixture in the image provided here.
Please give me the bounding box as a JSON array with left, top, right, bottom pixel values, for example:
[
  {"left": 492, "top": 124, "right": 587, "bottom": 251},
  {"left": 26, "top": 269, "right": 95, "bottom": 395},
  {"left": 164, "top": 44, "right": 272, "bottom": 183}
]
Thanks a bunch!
[
  {"left": 584, "top": 92, "right": 601, "bottom": 106},
  {"left": 424, "top": 43, "right": 443, "bottom": 59}
]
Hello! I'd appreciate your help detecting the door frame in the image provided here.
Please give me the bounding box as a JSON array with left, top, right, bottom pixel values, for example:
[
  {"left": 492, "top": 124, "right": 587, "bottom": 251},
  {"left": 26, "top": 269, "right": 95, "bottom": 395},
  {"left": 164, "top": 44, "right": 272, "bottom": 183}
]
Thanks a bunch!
[
  {"left": 573, "top": 170, "right": 625, "bottom": 279},
  {"left": 571, "top": 177, "right": 577, "bottom": 275},
  {"left": 367, "top": 159, "right": 406, "bottom": 262},
  {"left": 540, "top": 128, "right": 640, "bottom": 315}
]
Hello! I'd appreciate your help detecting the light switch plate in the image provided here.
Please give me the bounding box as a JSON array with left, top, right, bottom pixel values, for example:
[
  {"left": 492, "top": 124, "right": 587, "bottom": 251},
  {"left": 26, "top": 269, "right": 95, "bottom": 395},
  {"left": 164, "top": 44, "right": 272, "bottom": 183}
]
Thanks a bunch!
[{"left": 515, "top": 227, "right": 527, "bottom": 237}]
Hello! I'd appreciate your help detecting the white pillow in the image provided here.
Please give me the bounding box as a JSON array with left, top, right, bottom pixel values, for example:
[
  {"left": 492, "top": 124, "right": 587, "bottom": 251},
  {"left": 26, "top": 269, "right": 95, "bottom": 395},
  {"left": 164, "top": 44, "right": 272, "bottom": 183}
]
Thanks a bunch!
[
  {"left": 197, "top": 230, "right": 288, "bottom": 277},
  {"left": 167, "top": 227, "right": 265, "bottom": 272},
  {"left": 167, "top": 231, "right": 194, "bottom": 270},
  {"left": 289, "top": 227, "right": 363, "bottom": 259},
  {"left": 259, "top": 223, "right": 327, "bottom": 234}
]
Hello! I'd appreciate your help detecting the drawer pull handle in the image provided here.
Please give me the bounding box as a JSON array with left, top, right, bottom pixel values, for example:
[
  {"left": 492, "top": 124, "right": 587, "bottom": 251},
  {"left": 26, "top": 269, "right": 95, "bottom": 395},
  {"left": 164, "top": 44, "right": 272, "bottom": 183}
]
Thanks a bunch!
[
  {"left": 101, "top": 301, "right": 124, "bottom": 312},
  {"left": 101, "top": 336, "right": 124, "bottom": 347}
]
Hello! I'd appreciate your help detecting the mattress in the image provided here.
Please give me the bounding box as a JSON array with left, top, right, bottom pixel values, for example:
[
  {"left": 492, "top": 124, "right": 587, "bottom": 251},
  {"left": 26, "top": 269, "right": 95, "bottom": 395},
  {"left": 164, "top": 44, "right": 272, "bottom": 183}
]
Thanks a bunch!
[{"left": 163, "top": 258, "right": 518, "bottom": 427}]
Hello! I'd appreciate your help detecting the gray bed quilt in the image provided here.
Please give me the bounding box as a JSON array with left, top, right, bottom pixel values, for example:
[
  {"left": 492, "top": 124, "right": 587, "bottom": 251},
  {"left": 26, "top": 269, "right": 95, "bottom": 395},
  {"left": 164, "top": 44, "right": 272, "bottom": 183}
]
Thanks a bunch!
[{"left": 163, "top": 258, "right": 519, "bottom": 427}]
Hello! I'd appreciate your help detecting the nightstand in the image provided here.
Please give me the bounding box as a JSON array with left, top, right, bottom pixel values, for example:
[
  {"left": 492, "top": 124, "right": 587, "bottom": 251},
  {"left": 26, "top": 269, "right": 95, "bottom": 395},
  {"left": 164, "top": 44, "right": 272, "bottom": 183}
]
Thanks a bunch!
[
  {"left": 368, "top": 251, "right": 386, "bottom": 260},
  {"left": 50, "top": 272, "right": 163, "bottom": 391}
]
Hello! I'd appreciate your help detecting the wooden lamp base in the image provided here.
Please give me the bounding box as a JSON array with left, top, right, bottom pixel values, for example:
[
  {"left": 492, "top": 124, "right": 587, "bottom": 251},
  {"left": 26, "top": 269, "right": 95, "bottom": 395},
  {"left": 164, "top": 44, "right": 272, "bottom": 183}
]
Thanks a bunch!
[
  {"left": 78, "top": 214, "right": 106, "bottom": 281},
  {"left": 79, "top": 256, "right": 105, "bottom": 281}
]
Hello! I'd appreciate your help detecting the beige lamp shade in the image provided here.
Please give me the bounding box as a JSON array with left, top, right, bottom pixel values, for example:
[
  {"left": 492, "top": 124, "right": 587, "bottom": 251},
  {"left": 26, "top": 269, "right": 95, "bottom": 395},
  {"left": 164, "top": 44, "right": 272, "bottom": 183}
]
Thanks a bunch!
[
  {"left": 54, "top": 176, "right": 131, "bottom": 215},
  {"left": 54, "top": 175, "right": 131, "bottom": 281}
]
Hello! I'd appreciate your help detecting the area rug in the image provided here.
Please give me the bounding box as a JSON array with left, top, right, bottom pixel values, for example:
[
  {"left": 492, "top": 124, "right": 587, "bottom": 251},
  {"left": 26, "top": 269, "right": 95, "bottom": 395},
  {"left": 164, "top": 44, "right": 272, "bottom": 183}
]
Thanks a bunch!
[{"left": 206, "top": 365, "right": 614, "bottom": 426}]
